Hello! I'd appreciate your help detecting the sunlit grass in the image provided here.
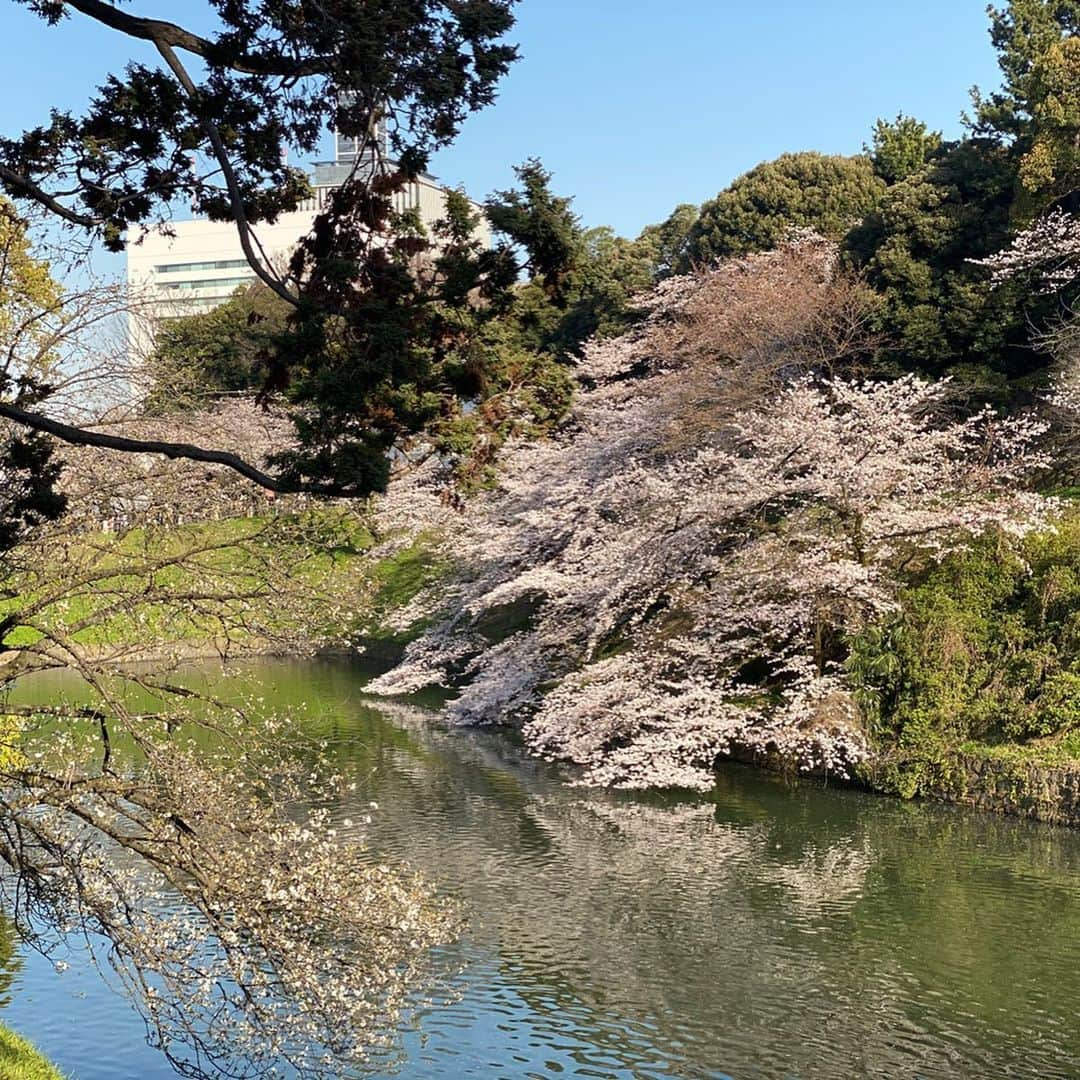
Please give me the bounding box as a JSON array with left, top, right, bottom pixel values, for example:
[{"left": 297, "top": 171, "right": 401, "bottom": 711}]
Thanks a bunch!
[
  {"left": 0, "top": 509, "right": 377, "bottom": 651},
  {"left": 0, "top": 1025, "right": 66, "bottom": 1080},
  {"left": 0, "top": 509, "right": 447, "bottom": 660}
]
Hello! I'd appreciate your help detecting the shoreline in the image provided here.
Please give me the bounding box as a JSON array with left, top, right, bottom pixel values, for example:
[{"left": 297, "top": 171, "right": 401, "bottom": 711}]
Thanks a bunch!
[
  {"left": 10, "top": 641, "right": 1080, "bottom": 828},
  {"left": 723, "top": 742, "right": 1080, "bottom": 828}
]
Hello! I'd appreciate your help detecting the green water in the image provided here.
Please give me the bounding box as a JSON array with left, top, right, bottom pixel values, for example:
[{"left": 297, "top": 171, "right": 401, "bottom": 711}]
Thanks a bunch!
[{"left": 4, "top": 657, "right": 1080, "bottom": 1079}]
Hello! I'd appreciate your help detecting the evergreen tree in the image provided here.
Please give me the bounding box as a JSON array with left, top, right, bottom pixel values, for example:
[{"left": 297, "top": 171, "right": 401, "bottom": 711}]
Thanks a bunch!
[
  {"left": 848, "top": 2, "right": 1080, "bottom": 386},
  {"left": 868, "top": 115, "right": 943, "bottom": 184},
  {"left": 635, "top": 203, "right": 699, "bottom": 278},
  {"left": 1, "top": 0, "right": 535, "bottom": 497},
  {"left": 682, "top": 152, "right": 885, "bottom": 268},
  {"left": 845, "top": 140, "right": 1034, "bottom": 388},
  {"left": 971, "top": 0, "right": 1080, "bottom": 145}
]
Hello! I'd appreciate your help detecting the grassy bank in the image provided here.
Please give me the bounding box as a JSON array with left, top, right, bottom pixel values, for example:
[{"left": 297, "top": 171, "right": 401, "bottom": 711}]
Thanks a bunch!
[
  {"left": 0, "top": 1025, "right": 66, "bottom": 1080},
  {"left": 0, "top": 509, "right": 443, "bottom": 662},
  {"left": 11, "top": 502, "right": 1080, "bottom": 824}
]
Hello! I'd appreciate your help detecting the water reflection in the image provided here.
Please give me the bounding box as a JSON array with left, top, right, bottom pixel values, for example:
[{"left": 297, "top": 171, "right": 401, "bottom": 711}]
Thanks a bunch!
[
  {"left": 0, "top": 914, "right": 22, "bottom": 1010},
  {"left": 6, "top": 659, "right": 1080, "bottom": 1079}
]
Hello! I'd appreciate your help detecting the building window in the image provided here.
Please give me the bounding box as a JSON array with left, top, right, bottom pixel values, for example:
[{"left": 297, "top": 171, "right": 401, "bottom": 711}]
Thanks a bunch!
[
  {"left": 160, "top": 276, "right": 254, "bottom": 292},
  {"left": 154, "top": 259, "right": 252, "bottom": 274}
]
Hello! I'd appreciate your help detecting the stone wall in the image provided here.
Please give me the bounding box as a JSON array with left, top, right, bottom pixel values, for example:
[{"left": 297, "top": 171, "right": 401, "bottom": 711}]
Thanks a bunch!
[{"left": 930, "top": 754, "right": 1080, "bottom": 827}]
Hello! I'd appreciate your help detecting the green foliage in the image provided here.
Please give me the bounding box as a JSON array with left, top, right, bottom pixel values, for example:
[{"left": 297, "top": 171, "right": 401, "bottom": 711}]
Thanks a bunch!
[
  {"left": 145, "top": 163, "right": 577, "bottom": 495},
  {"left": 508, "top": 224, "right": 656, "bottom": 360},
  {"left": 856, "top": 722, "right": 968, "bottom": 801},
  {"left": 683, "top": 152, "right": 886, "bottom": 267},
  {"left": 849, "top": 512, "right": 1080, "bottom": 796},
  {"left": 486, "top": 167, "right": 700, "bottom": 365},
  {"left": 367, "top": 538, "right": 444, "bottom": 622},
  {"left": 651, "top": 6, "right": 1080, "bottom": 389},
  {"left": 844, "top": 139, "right": 1052, "bottom": 386},
  {"left": 3, "top": 2, "right": 528, "bottom": 499},
  {"left": 432, "top": 318, "right": 575, "bottom": 489},
  {"left": 0, "top": 511, "right": 374, "bottom": 652},
  {"left": 146, "top": 283, "right": 289, "bottom": 411},
  {"left": 567, "top": 226, "right": 657, "bottom": 334},
  {"left": 868, "top": 114, "right": 943, "bottom": 183},
  {"left": 484, "top": 160, "right": 662, "bottom": 361},
  {"left": 971, "top": 1, "right": 1080, "bottom": 217},
  {"left": 143, "top": 177, "right": 577, "bottom": 493},
  {"left": 486, "top": 159, "right": 582, "bottom": 296},
  {"left": 635, "top": 203, "right": 699, "bottom": 278},
  {"left": 1016, "top": 36, "right": 1080, "bottom": 211},
  {"left": 267, "top": 159, "right": 581, "bottom": 495},
  {"left": 0, "top": 201, "right": 66, "bottom": 555},
  {"left": 0, "top": 431, "right": 66, "bottom": 555},
  {"left": 971, "top": 0, "right": 1080, "bottom": 145},
  {"left": 0, "top": 201, "right": 60, "bottom": 365},
  {"left": 5, "top": 0, "right": 518, "bottom": 251},
  {"left": 845, "top": 5, "right": 1080, "bottom": 386}
]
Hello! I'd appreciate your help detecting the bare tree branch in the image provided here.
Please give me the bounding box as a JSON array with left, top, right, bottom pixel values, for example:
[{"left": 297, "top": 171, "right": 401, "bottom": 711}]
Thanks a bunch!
[
  {"left": 62, "top": 0, "right": 332, "bottom": 76},
  {"left": 151, "top": 40, "right": 301, "bottom": 307},
  {"left": 0, "top": 164, "right": 99, "bottom": 228},
  {"left": 0, "top": 400, "right": 347, "bottom": 496}
]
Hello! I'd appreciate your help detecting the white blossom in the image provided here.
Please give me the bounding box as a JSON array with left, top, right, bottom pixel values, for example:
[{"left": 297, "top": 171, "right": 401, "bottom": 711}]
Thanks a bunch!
[
  {"left": 369, "top": 247, "right": 1055, "bottom": 791},
  {"left": 972, "top": 209, "right": 1080, "bottom": 290}
]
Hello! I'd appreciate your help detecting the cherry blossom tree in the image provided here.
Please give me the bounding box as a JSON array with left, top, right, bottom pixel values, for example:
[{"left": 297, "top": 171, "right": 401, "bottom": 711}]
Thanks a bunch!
[
  {"left": 2, "top": 735, "right": 457, "bottom": 1078},
  {"left": 368, "top": 238, "right": 1055, "bottom": 791},
  {"left": 0, "top": 426, "right": 452, "bottom": 1077},
  {"left": 0, "top": 324, "right": 450, "bottom": 1077},
  {"left": 972, "top": 208, "right": 1080, "bottom": 289},
  {"left": 971, "top": 210, "right": 1080, "bottom": 478}
]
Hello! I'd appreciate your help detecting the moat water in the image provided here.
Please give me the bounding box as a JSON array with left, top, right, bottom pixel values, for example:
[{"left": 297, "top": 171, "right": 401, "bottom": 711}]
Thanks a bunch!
[{"left": 4, "top": 657, "right": 1080, "bottom": 1079}]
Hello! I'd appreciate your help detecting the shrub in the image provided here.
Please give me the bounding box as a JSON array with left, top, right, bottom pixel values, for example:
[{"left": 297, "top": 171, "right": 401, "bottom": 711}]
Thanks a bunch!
[{"left": 850, "top": 509, "right": 1080, "bottom": 793}]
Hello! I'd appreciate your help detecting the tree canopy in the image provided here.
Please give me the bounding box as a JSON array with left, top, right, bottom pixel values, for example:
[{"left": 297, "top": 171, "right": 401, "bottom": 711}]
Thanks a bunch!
[
  {"left": 635, "top": 203, "right": 699, "bottom": 279},
  {"left": 841, "top": 1, "right": 1080, "bottom": 387},
  {"left": 972, "top": 0, "right": 1080, "bottom": 145},
  {"left": 5, "top": 0, "right": 518, "bottom": 252},
  {"left": 868, "top": 115, "right": 943, "bottom": 184},
  {"left": 1, "top": 0, "right": 549, "bottom": 498},
  {"left": 844, "top": 139, "right": 1036, "bottom": 386},
  {"left": 681, "top": 152, "right": 885, "bottom": 268}
]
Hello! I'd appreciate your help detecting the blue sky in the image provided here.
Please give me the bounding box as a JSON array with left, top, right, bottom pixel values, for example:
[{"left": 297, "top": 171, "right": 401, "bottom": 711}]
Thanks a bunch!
[{"left": 1, "top": 0, "right": 1004, "bottom": 275}]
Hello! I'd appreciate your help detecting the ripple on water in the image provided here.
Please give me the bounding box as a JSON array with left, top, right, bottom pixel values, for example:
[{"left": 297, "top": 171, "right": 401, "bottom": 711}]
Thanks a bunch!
[{"left": 6, "top": 658, "right": 1080, "bottom": 1080}]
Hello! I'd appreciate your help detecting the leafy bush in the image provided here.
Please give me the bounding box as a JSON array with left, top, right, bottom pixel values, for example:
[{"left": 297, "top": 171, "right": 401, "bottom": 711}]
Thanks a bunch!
[
  {"left": 145, "top": 283, "right": 287, "bottom": 412},
  {"left": 849, "top": 509, "right": 1080, "bottom": 793}
]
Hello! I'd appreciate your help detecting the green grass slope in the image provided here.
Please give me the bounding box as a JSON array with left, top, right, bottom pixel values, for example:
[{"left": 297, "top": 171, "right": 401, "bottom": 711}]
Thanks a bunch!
[{"left": 0, "top": 1025, "right": 66, "bottom": 1080}]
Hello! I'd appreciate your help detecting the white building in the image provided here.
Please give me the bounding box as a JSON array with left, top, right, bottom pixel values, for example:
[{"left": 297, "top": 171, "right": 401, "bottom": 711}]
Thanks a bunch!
[{"left": 127, "top": 140, "right": 489, "bottom": 337}]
